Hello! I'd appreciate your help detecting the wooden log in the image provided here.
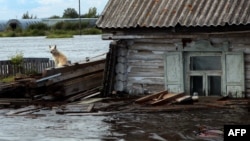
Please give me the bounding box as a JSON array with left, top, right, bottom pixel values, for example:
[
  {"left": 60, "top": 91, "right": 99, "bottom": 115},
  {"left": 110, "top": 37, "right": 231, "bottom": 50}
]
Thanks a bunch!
[
  {"left": 65, "top": 111, "right": 120, "bottom": 116},
  {"left": 82, "top": 92, "right": 101, "bottom": 100},
  {"left": 127, "top": 59, "right": 164, "bottom": 66},
  {"left": 65, "top": 89, "right": 100, "bottom": 102},
  {"left": 128, "top": 52, "right": 164, "bottom": 60},
  {"left": 115, "top": 63, "right": 126, "bottom": 73}
]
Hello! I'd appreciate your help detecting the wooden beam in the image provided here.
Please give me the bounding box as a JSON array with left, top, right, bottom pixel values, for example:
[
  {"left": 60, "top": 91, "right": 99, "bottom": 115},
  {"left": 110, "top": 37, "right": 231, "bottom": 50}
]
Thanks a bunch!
[{"left": 135, "top": 90, "right": 168, "bottom": 104}]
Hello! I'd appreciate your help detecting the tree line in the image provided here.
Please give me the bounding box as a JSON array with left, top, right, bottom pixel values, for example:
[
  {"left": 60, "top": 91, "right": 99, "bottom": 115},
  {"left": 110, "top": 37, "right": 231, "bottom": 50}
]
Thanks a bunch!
[{"left": 22, "top": 7, "right": 99, "bottom": 19}]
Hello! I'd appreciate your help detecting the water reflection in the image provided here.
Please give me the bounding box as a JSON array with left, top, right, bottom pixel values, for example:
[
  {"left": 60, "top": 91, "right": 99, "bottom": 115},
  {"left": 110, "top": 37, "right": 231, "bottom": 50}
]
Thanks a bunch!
[{"left": 102, "top": 109, "right": 249, "bottom": 141}]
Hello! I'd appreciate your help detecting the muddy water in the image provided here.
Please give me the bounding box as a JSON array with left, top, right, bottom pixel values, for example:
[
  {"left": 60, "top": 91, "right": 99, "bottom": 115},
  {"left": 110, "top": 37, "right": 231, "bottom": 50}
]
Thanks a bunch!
[
  {"left": 0, "top": 108, "right": 249, "bottom": 141},
  {"left": 0, "top": 36, "right": 249, "bottom": 140},
  {"left": 0, "top": 35, "right": 110, "bottom": 63}
]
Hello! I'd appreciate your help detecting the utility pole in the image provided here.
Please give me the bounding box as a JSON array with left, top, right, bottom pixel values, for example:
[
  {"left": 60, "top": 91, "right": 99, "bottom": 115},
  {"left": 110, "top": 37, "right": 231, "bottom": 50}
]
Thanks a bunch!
[{"left": 79, "top": 0, "right": 81, "bottom": 35}]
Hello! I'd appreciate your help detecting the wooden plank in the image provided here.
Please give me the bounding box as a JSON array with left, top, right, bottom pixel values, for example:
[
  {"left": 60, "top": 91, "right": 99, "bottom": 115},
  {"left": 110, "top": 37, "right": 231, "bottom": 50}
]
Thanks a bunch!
[
  {"left": 134, "top": 38, "right": 181, "bottom": 44},
  {"left": 128, "top": 77, "right": 164, "bottom": 84},
  {"left": 135, "top": 90, "right": 168, "bottom": 103},
  {"left": 127, "top": 60, "right": 164, "bottom": 67},
  {"left": 129, "top": 66, "right": 164, "bottom": 72},
  {"left": 86, "top": 103, "right": 95, "bottom": 112},
  {"left": 82, "top": 92, "right": 101, "bottom": 100},
  {"left": 43, "top": 58, "right": 105, "bottom": 77},
  {"left": 5, "top": 105, "right": 41, "bottom": 116},
  {"left": 150, "top": 92, "right": 185, "bottom": 105},
  {"left": 128, "top": 52, "right": 163, "bottom": 60},
  {"left": 35, "top": 62, "right": 105, "bottom": 87},
  {"left": 54, "top": 72, "right": 104, "bottom": 97},
  {"left": 128, "top": 72, "right": 164, "bottom": 77},
  {"left": 66, "top": 111, "right": 120, "bottom": 116},
  {"left": 129, "top": 43, "right": 176, "bottom": 51},
  {"left": 65, "top": 88, "right": 100, "bottom": 102},
  {"left": 176, "top": 95, "right": 192, "bottom": 103},
  {"left": 56, "top": 103, "right": 95, "bottom": 114}
]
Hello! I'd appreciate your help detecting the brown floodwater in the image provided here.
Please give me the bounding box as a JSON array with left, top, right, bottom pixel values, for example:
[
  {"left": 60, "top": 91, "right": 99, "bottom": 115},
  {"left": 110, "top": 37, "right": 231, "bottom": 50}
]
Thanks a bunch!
[{"left": 0, "top": 107, "right": 249, "bottom": 141}]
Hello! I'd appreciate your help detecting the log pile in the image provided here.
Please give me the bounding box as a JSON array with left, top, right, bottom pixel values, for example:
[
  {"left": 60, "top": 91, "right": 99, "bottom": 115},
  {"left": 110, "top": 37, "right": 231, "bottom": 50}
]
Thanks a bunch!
[{"left": 0, "top": 57, "right": 106, "bottom": 107}]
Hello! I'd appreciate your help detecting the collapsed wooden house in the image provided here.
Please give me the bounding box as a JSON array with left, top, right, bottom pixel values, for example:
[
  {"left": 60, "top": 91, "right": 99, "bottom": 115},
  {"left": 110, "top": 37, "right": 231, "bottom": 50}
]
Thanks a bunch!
[{"left": 97, "top": 0, "right": 250, "bottom": 98}]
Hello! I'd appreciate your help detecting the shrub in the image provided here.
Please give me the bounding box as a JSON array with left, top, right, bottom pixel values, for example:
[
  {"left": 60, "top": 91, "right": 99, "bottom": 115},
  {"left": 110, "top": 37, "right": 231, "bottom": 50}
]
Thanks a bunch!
[
  {"left": 82, "top": 28, "right": 102, "bottom": 35},
  {"left": 30, "top": 29, "right": 46, "bottom": 36},
  {"left": 53, "top": 21, "right": 64, "bottom": 30},
  {"left": 10, "top": 51, "right": 24, "bottom": 74},
  {"left": 28, "top": 23, "right": 49, "bottom": 30},
  {"left": 10, "top": 51, "right": 24, "bottom": 65}
]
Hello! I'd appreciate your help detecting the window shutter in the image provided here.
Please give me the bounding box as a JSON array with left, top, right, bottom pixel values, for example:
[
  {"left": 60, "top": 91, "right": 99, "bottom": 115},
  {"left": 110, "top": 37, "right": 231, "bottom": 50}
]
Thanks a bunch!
[
  {"left": 164, "top": 52, "right": 184, "bottom": 93},
  {"left": 223, "top": 52, "right": 245, "bottom": 98}
]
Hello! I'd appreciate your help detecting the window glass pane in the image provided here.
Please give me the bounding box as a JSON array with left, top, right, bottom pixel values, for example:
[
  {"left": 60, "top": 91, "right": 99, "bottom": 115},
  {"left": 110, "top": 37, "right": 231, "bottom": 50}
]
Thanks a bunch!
[
  {"left": 190, "top": 56, "right": 221, "bottom": 70},
  {"left": 208, "top": 76, "right": 221, "bottom": 96}
]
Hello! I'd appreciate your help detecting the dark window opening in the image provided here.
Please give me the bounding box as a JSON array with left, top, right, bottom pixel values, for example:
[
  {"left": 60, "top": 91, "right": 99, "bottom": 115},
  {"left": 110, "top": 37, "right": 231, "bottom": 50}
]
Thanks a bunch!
[
  {"left": 9, "top": 23, "right": 17, "bottom": 30},
  {"left": 208, "top": 76, "right": 221, "bottom": 96},
  {"left": 190, "top": 56, "right": 221, "bottom": 70},
  {"left": 190, "top": 76, "right": 203, "bottom": 96}
]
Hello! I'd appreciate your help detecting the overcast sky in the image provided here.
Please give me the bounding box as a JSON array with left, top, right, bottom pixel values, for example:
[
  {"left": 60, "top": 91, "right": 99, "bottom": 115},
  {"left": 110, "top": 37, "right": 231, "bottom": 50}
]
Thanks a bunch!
[{"left": 0, "top": 0, "right": 109, "bottom": 20}]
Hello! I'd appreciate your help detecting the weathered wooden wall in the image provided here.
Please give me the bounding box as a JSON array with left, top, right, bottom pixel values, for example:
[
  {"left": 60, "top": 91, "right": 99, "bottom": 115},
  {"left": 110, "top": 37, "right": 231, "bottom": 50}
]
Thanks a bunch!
[
  {"left": 114, "top": 39, "right": 180, "bottom": 94},
  {"left": 113, "top": 34, "right": 250, "bottom": 97}
]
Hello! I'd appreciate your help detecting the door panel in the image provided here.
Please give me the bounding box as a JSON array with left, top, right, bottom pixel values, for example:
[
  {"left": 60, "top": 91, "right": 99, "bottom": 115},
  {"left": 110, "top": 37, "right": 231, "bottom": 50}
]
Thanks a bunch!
[
  {"left": 165, "top": 52, "right": 184, "bottom": 93},
  {"left": 223, "top": 52, "right": 245, "bottom": 97}
]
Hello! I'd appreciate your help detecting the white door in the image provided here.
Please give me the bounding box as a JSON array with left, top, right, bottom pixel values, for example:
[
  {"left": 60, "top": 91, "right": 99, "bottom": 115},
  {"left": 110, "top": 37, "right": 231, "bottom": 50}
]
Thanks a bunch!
[{"left": 164, "top": 52, "right": 184, "bottom": 93}]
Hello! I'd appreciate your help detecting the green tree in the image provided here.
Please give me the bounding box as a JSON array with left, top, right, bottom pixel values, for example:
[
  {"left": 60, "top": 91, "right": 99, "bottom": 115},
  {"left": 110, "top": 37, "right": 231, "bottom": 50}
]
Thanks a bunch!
[
  {"left": 22, "top": 11, "right": 37, "bottom": 19},
  {"left": 49, "top": 15, "right": 61, "bottom": 19},
  {"left": 62, "top": 8, "right": 78, "bottom": 18},
  {"left": 81, "top": 7, "right": 98, "bottom": 18}
]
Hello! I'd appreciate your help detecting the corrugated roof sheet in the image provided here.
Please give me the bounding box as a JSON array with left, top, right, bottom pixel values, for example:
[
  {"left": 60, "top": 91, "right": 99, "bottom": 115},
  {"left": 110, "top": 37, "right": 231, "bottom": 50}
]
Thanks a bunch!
[{"left": 96, "top": 0, "right": 250, "bottom": 28}]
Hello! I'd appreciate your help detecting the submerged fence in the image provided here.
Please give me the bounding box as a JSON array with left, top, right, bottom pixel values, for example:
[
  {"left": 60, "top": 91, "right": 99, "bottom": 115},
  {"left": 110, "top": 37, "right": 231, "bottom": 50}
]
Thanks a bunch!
[{"left": 0, "top": 58, "right": 55, "bottom": 78}]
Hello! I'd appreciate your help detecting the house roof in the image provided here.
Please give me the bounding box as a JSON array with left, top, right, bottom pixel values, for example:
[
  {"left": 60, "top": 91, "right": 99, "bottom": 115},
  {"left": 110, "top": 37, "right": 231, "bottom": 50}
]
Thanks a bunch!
[{"left": 96, "top": 0, "right": 250, "bottom": 29}]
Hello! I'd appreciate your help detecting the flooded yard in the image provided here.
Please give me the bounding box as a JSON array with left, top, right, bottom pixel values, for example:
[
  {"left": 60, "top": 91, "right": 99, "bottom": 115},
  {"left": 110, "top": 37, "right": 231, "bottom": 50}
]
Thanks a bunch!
[
  {"left": 0, "top": 107, "right": 249, "bottom": 141},
  {"left": 0, "top": 36, "right": 249, "bottom": 141}
]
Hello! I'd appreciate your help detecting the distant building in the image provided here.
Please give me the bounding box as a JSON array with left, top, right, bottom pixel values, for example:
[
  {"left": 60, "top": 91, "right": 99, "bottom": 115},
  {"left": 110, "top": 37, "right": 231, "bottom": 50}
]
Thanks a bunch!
[
  {"left": 6, "top": 19, "right": 42, "bottom": 30},
  {"left": 41, "top": 18, "right": 97, "bottom": 27},
  {"left": 1, "top": 18, "right": 98, "bottom": 30}
]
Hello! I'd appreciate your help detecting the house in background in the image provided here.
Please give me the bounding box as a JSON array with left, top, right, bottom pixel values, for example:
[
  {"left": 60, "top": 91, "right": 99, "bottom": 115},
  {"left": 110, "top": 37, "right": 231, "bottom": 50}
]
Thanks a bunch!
[{"left": 96, "top": 0, "right": 250, "bottom": 98}]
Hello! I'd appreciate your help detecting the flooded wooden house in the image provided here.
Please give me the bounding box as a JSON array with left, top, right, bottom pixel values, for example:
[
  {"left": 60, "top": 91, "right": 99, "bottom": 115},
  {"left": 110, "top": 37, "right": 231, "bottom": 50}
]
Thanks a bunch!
[{"left": 96, "top": 0, "right": 250, "bottom": 98}]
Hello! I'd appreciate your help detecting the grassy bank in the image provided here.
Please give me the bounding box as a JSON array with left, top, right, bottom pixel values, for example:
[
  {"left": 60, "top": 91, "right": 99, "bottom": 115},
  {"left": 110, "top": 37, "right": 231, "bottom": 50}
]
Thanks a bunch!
[
  {"left": 0, "top": 28, "right": 102, "bottom": 38},
  {"left": 0, "top": 22, "right": 102, "bottom": 38}
]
